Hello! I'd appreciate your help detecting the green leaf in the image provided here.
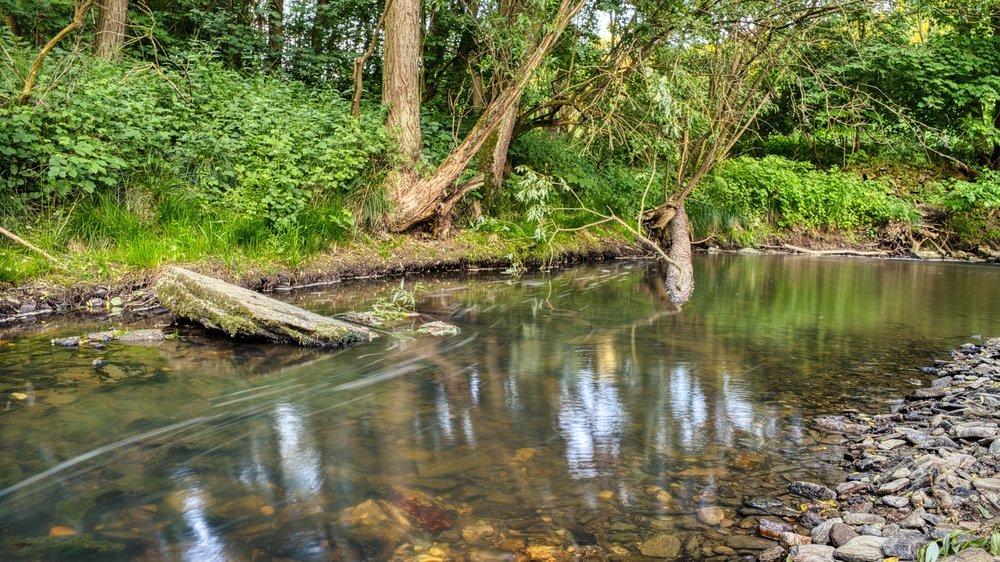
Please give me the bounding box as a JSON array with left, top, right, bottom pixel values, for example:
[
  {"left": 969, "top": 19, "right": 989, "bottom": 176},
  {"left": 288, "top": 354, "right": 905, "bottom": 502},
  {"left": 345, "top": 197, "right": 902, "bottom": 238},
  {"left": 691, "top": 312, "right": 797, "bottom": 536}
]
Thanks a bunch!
[
  {"left": 110, "top": 297, "right": 123, "bottom": 307},
  {"left": 925, "top": 542, "right": 940, "bottom": 562}
]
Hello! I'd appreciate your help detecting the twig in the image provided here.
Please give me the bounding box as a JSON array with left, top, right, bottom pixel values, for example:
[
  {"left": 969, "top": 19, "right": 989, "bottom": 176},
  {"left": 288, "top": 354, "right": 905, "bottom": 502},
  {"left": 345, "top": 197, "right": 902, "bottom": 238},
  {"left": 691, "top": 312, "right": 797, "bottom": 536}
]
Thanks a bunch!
[
  {"left": 0, "top": 226, "right": 62, "bottom": 266},
  {"left": 19, "top": 0, "right": 96, "bottom": 104},
  {"left": 352, "top": 0, "right": 392, "bottom": 119}
]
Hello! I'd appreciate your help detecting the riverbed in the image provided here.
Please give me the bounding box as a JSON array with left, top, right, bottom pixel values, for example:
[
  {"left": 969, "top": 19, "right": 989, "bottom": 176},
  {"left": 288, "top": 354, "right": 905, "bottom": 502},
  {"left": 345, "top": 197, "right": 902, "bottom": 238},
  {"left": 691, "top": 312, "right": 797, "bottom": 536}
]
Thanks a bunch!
[{"left": 1, "top": 255, "right": 998, "bottom": 560}]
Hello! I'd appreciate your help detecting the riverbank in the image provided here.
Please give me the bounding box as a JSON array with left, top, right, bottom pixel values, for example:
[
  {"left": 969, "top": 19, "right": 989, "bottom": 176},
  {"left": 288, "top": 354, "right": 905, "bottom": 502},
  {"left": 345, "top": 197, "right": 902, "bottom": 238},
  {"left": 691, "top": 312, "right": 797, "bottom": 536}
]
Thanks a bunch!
[
  {"left": 3, "top": 224, "right": 998, "bottom": 326},
  {"left": 708, "top": 337, "right": 1000, "bottom": 562},
  {"left": 0, "top": 228, "right": 645, "bottom": 325}
]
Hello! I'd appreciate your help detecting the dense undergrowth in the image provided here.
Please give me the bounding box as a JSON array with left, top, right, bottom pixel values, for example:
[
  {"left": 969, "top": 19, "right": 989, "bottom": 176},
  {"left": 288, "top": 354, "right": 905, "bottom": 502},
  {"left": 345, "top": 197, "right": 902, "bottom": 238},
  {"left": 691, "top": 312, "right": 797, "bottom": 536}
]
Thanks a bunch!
[{"left": 1, "top": 49, "right": 999, "bottom": 285}]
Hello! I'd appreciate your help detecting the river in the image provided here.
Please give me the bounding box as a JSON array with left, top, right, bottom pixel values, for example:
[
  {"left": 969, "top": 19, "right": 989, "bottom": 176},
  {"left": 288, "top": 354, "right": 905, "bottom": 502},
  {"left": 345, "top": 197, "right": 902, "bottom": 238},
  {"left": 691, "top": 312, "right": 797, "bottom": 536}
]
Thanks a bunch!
[{"left": 0, "top": 255, "right": 998, "bottom": 560}]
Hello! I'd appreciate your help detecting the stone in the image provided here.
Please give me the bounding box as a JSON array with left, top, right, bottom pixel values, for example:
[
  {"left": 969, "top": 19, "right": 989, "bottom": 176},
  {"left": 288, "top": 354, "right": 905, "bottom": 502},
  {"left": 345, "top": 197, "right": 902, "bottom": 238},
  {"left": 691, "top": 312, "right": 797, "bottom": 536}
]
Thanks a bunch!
[
  {"left": 910, "top": 387, "right": 948, "bottom": 399},
  {"left": 882, "top": 495, "right": 909, "bottom": 509},
  {"left": 833, "top": 535, "right": 886, "bottom": 562},
  {"left": 814, "top": 417, "right": 867, "bottom": 434},
  {"left": 952, "top": 424, "right": 998, "bottom": 440},
  {"left": 789, "top": 481, "right": 837, "bottom": 501},
  {"left": 973, "top": 478, "right": 1000, "bottom": 493},
  {"left": 155, "top": 266, "right": 375, "bottom": 347},
  {"left": 697, "top": 506, "right": 726, "bottom": 526},
  {"left": 898, "top": 508, "right": 927, "bottom": 529},
  {"left": 745, "top": 497, "right": 784, "bottom": 510},
  {"left": 759, "top": 545, "right": 786, "bottom": 562},
  {"left": 858, "top": 526, "right": 882, "bottom": 537},
  {"left": 810, "top": 518, "right": 843, "bottom": 545},
  {"left": 879, "top": 439, "right": 906, "bottom": 451},
  {"left": 881, "top": 533, "right": 928, "bottom": 560},
  {"left": 51, "top": 336, "right": 80, "bottom": 348},
  {"left": 842, "top": 513, "right": 885, "bottom": 527},
  {"left": 829, "top": 523, "right": 858, "bottom": 547},
  {"left": 941, "top": 548, "right": 994, "bottom": 562},
  {"left": 877, "top": 478, "right": 910, "bottom": 495},
  {"left": 725, "top": 535, "right": 778, "bottom": 551},
  {"left": 415, "top": 321, "right": 460, "bottom": 336},
  {"left": 790, "top": 544, "right": 836, "bottom": 562},
  {"left": 836, "top": 481, "right": 870, "bottom": 497},
  {"left": 116, "top": 329, "right": 166, "bottom": 344},
  {"left": 639, "top": 534, "right": 682, "bottom": 558},
  {"left": 781, "top": 532, "right": 812, "bottom": 547},
  {"left": 931, "top": 376, "right": 954, "bottom": 388},
  {"left": 759, "top": 519, "right": 794, "bottom": 539}
]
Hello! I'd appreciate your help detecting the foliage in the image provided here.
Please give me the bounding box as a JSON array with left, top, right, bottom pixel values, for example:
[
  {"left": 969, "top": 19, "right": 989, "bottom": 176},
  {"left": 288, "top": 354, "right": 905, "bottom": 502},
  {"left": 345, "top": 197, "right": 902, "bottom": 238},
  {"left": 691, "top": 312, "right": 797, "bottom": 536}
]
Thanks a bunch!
[
  {"left": 369, "top": 280, "right": 422, "bottom": 321},
  {"left": 698, "top": 156, "right": 918, "bottom": 232},
  {"left": 916, "top": 527, "right": 1000, "bottom": 562},
  {"left": 935, "top": 172, "right": 1000, "bottom": 212}
]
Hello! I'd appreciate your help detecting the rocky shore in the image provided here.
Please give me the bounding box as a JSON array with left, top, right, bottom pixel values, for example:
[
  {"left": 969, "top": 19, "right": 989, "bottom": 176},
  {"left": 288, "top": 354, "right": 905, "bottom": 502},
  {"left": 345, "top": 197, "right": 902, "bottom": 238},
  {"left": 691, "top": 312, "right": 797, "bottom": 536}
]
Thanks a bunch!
[{"left": 719, "top": 337, "right": 1000, "bottom": 562}]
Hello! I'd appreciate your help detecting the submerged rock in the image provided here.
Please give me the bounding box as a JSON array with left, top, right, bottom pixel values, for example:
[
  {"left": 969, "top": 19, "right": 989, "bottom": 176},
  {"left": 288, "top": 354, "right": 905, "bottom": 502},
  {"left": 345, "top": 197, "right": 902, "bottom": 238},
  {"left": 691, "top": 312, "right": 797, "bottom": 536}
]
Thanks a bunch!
[
  {"left": 2, "top": 534, "right": 125, "bottom": 559},
  {"left": 415, "top": 321, "right": 460, "bottom": 337},
  {"left": 638, "top": 534, "right": 681, "bottom": 558},
  {"left": 116, "top": 329, "right": 165, "bottom": 345},
  {"left": 51, "top": 336, "right": 80, "bottom": 348}
]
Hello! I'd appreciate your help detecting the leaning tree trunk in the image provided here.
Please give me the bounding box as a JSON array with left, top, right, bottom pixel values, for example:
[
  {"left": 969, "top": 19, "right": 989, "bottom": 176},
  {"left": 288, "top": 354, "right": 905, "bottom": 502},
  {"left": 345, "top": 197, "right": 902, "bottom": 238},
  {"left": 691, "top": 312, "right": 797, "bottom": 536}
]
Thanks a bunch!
[
  {"left": 386, "top": 0, "right": 585, "bottom": 232},
  {"left": 383, "top": 0, "right": 423, "bottom": 164},
  {"left": 95, "top": 0, "right": 127, "bottom": 57},
  {"left": 477, "top": 93, "right": 520, "bottom": 207}
]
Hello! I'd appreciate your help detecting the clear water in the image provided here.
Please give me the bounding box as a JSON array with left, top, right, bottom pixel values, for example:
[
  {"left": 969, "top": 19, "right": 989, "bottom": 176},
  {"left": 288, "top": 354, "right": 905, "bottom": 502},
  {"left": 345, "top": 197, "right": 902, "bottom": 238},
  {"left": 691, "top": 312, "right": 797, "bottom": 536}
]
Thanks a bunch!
[{"left": 0, "top": 255, "right": 998, "bottom": 560}]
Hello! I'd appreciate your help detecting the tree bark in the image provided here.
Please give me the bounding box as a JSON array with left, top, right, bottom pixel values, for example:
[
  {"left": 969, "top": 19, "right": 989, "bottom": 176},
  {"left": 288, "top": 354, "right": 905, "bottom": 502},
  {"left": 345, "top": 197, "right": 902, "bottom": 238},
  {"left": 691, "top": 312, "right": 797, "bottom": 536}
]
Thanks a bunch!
[
  {"left": 94, "top": 0, "right": 127, "bottom": 57},
  {"left": 383, "top": 0, "right": 423, "bottom": 163},
  {"left": 477, "top": 94, "right": 520, "bottom": 205},
  {"left": 267, "top": 0, "right": 284, "bottom": 69}
]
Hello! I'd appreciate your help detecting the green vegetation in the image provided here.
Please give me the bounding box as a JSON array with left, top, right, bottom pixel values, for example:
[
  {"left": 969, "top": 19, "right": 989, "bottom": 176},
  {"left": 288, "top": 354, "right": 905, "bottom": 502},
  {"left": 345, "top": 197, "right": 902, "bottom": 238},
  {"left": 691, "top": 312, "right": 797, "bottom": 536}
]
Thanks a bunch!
[{"left": 1, "top": 0, "right": 999, "bottom": 288}]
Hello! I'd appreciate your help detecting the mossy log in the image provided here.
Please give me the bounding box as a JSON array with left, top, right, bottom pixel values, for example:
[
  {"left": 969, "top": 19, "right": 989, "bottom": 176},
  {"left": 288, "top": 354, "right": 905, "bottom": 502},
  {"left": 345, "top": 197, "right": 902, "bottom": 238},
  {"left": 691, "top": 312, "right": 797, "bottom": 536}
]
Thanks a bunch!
[{"left": 155, "top": 267, "right": 375, "bottom": 347}]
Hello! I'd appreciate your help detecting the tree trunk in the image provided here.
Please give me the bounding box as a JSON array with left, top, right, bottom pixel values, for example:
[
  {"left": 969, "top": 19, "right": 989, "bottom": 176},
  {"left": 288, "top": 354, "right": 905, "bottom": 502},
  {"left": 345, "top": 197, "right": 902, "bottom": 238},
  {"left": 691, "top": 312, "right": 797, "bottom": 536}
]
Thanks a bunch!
[
  {"left": 477, "top": 94, "right": 520, "bottom": 206},
  {"left": 386, "top": 0, "right": 585, "bottom": 232},
  {"left": 311, "top": 0, "right": 328, "bottom": 54},
  {"left": 94, "top": 0, "right": 127, "bottom": 57},
  {"left": 664, "top": 204, "right": 694, "bottom": 304},
  {"left": 383, "top": 0, "right": 423, "bottom": 163},
  {"left": 267, "top": 0, "right": 284, "bottom": 69}
]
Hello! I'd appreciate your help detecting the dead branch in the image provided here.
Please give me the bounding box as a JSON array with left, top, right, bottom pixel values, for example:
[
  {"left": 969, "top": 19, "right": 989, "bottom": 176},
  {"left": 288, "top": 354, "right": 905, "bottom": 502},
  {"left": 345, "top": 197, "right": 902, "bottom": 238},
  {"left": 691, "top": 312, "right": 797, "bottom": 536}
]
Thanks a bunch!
[
  {"left": 0, "top": 226, "right": 63, "bottom": 266},
  {"left": 352, "top": 0, "right": 392, "bottom": 119},
  {"left": 19, "top": 0, "right": 96, "bottom": 104},
  {"left": 779, "top": 243, "right": 888, "bottom": 256}
]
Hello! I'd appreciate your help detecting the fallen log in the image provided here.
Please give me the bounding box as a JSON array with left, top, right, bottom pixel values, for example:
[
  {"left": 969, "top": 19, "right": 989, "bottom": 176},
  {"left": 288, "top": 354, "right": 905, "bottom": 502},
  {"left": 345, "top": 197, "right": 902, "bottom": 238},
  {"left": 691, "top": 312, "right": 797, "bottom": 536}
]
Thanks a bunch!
[{"left": 155, "top": 266, "right": 375, "bottom": 347}]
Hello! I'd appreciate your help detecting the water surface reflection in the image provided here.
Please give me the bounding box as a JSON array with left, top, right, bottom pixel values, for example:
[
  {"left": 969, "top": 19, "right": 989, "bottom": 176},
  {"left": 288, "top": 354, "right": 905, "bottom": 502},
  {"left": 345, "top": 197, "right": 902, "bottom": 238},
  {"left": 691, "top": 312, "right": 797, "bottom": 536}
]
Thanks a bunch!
[{"left": 0, "top": 256, "right": 998, "bottom": 560}]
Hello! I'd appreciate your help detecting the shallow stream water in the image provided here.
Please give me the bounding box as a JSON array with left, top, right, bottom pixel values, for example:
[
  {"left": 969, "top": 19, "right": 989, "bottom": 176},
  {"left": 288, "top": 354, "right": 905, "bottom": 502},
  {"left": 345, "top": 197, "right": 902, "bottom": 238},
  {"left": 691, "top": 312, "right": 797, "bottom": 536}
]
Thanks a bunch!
[{"left": 1, "top": 255, "right": 999, "bottom": 561}]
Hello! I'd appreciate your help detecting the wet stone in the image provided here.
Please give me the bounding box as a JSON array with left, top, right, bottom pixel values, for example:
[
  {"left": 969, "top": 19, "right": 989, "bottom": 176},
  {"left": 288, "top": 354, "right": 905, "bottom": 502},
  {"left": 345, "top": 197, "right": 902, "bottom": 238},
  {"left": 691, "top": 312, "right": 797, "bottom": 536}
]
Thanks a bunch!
[
  {"left": 117, "top": 329, "right": 166, "bottom": 344},
  {"left": 638, "top": 534, "right": 681, "bottom": 558},
  {"left": 759, "top": 545, "right": 786, "bottom": 562},
  {"left": 910, "top": 388, "right": 948, "bottom": 399},
  {"left": 759, "top": 519, "right": 793, "bottom": 539},
  {"left": 51, "top": 336, "right": 80, "bottom": 348},
  {"left": 941, "top": 548, "right": 994, "bottom": 562},
  {"left": 789, "top": 481, "right": 836, "bottom": 501},
  {"left": 724, "top": 535, "right": 777, "bottom": 551},
  {"left": 696, "top": 506, "right": 726, "bottom": 526}
]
